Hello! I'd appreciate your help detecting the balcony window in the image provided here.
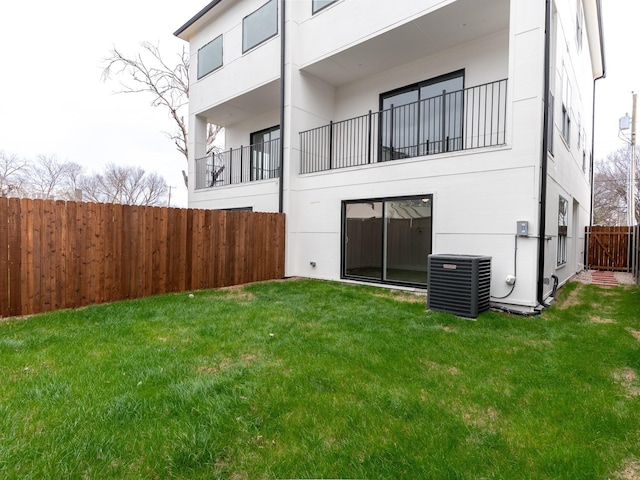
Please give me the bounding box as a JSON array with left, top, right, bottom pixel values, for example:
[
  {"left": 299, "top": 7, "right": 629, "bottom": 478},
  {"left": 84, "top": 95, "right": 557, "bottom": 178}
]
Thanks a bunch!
[
  {"left": 243, "top": 0, "right": 278, "bottom": 53},
  {"left": 380, "top": 71, "right": 464, "bottom": 160},
  {"left": 312, "top": 0, "right": 338, "bottom": 14},
  {"left": 197, "top": 35, "right": 223, "bottom": 79},
  {"left": 250, "top": 126, "right": 280, "bottom": 180}
]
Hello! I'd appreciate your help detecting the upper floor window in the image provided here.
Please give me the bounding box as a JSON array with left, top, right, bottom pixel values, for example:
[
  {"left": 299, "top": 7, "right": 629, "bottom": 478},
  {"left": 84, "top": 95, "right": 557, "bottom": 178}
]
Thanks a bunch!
[
  {"left": 243, "top": 0, "right": 278, "bottom": 53},
  {"left": 576, "top": 0, "right": 584, "bottom": 51},
  {"left": 197, "top": 35, "right": 223, "bottom": 79},
  {"left": 561, "top": 65, "right": 571, "bottom": 146},
  {"left": 547, "top": 91, "right": 555, "bottom": 155},
  {"left": 313, "top": 0, "right": 338, "bottom": 14}
]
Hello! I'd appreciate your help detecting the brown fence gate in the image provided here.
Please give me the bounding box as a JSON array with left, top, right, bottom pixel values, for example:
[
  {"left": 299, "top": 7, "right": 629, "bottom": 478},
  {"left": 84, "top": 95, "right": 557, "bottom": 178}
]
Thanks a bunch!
[{"left": 585, "top": 226, "right": 637, "bottom": 274}]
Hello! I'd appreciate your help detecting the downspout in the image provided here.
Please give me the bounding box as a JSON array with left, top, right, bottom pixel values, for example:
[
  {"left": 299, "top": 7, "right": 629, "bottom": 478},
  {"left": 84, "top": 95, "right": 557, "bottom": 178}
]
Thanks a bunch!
[
  {"left": 278, "top": 0, "right": 285, "bottom": 213},
  {"left": 536, "top": 0, "right": 552, "bottom": 305},
  {"left": 590, "top": 0, "right": 607, "bottom": 226}
]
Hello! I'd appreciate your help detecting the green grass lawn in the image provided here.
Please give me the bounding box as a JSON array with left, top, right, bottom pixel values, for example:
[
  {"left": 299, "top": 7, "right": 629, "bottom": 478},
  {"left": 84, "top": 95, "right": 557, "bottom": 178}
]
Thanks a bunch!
[{"left": 1, "top": 279, "right": 639, "bottom": 479}]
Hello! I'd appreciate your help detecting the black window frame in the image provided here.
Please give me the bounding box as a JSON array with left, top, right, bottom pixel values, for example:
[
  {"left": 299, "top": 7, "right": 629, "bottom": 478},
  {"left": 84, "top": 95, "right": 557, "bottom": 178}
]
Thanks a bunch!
[
  {"left": 561, "top": 65, "right": 571, "bottom": 146},
  {"left": 197, "top": 34, "right": 223, "bottom": 79},
  {"left": 250, "top": 125, "right": 280, "bottom": 181},
  {"left": 557, "top": 196, "right": 569, "bottom": 266},
  {"left": 312, "top": 0, "right": 338, "bottom": 14},
  {"left": 242, "top": 0, "right": 278, "bottom": 54},
  {"left": 378, "top": 69, "right": 465, "bottom": 161},
  {"left": 547, "top": 90, "right": 555, "bottom": 155}
]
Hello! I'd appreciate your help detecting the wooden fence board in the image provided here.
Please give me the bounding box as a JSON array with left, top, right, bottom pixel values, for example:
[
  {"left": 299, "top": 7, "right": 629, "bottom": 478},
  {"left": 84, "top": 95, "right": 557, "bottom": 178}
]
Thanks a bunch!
[
  {"left": 7, "top": 198, "right": 22, "bottom": 316},
  {"left": 0, "top": 197, "right": 9, "bottom": 317}
]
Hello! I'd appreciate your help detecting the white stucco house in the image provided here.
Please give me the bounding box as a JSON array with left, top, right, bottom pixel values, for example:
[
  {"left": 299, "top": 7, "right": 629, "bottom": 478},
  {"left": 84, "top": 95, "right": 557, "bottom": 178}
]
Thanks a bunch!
[{"left": 175, "top": 0, "right": 605, "bottom": 313}]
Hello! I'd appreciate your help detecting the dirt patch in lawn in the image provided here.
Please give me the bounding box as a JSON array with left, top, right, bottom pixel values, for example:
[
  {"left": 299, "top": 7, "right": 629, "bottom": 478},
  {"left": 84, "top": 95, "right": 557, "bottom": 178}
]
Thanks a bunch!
[
  {"left": 556, "top": 285, "right": 582, "bottom": 309},
  {"left": 420, "top": 359, "right": 459, "bottom": 375},
  {"left": 591, "top": 316, "right": 617, "bottom": 324},
  {"left": 218, "top": 286, "right": 256, "bottom": 302},
  {"left": 462, "top": 406, "right": 500, "bottom": 429},
  {"left": 613, "top": 368, "right": 640, "bottom": 398},
  {"left": 627, "top": 329, "right": 640, "bottom": 341},
  {"left": 199, "top": 354, "right": 259, "bottom": 375},
  {"left": 615, "top": 458, "right": 640, "bottom": 480},
  {"left": 373, "top": 290, "right": 426, "bottom": 304}
]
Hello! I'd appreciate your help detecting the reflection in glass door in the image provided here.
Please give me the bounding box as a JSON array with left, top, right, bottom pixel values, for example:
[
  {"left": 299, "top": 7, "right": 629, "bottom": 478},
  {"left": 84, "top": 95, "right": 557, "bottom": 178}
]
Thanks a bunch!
[
  {"left": 344, "top": 202, "right": 383, "bottom": 281},
  {"left": 384, "top": 198, "right": 432, "bottom": 285}
]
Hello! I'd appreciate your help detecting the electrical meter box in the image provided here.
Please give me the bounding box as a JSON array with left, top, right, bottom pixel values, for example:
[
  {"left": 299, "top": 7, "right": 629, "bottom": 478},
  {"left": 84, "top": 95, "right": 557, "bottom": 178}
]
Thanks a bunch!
[{"left": 517, "top": 221, "right": 529, "bottom": 237}]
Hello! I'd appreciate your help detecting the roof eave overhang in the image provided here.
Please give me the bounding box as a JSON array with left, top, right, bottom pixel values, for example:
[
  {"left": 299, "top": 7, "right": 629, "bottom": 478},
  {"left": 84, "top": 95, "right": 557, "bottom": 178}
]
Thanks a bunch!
[{"left": 174, "top": 0, "right": 225, "bottom": 40}]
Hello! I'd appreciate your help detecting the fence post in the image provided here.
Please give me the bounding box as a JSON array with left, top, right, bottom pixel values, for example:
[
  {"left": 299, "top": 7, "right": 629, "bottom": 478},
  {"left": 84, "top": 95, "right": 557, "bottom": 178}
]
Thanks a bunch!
[
  {"left": 389, "top": 104, "right": 395, "bottom": 160},
  {"left": 229, "top": 147, "right": 234, "bottom": 185},
  {"left": 329, "top": 121, "right": 334, "bottom": 170},
  {"left": 367, "top": 110, "right": 373, "bottom": 164},
  {"left": 441, "top": 90, "right": 447, "bottom": 152}
]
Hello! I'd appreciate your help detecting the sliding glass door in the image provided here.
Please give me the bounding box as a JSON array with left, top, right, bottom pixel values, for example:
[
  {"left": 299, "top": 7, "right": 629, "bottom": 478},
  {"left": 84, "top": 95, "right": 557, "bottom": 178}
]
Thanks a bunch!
[
  {"left": 343, "top": 195, "right": 432, "bottom": 287},
  {"left": 380, "top": 71, "right": 464, "bottom": 160}
]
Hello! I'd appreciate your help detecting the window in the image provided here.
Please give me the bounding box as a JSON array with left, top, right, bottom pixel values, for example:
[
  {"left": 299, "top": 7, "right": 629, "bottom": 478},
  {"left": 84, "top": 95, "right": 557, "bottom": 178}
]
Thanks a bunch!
[
  {"left": 561, "top": 66, "right": 571, "bottom": 145},
  {"left": 243, "top": 0, "right": 278, "bottom": 53},
  {"left": 547, "top": 91, "right": 555, "bottom": 155},
  {"left": 576, "top": 0, "right": 584, "bottom": 51},
  {"left": 380, "top": 71, "right": 464, "bottom": 160},
  {"left": 557, "top": 196, "right": 568, "bottom": 266},
  {"left": 250, "top": 126, "right": 280, "bottom": 180},
  {"left": 197, "top": 35, "right": 223, "bottom": 79},
  {"left": 342, "top": 195, "right": 433, "bottom": 287},
  {"left": 312, "top": 0, "right": 337, "bottom": 14}
]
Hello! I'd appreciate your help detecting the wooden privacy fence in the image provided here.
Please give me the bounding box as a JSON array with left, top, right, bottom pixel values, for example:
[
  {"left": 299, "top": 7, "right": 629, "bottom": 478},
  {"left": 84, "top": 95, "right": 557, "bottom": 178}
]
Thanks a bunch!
[
  {"left": 0, "top": 198, "right": 285, "bottom": 318},
  {"left": 585, "top": 225, "right": 636, "bottom": 272}
]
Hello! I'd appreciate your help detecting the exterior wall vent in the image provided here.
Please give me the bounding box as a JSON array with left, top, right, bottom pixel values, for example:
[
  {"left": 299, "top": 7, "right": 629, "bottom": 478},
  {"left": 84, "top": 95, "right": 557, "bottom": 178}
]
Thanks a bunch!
[{"left": 427, "top": 254, "right": 492, "bottom": 318}]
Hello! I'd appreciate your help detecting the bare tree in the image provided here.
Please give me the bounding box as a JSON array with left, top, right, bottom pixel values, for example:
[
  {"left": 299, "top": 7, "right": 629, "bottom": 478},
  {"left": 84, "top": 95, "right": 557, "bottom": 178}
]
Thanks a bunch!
[
  {"left": 24, "top": 154, "right": 83, "bottom": 200},
  {"left": 102, "top": 42, "right": 223, "bottom": 186},
  {"left": 79, "top": 163, "right": 168, "bottom": 206},
  {"left": 593, "top": 145, "right": 640, "bottom": 225},
  {"left": 0, "top": 151, "right": 28, "bottom": 197}
]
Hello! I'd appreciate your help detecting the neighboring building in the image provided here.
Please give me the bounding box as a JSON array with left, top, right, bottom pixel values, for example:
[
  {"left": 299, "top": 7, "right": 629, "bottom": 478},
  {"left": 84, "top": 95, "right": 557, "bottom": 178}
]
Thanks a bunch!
[{"left": 175, "top": 0, "right": 605, "bottom": 313}]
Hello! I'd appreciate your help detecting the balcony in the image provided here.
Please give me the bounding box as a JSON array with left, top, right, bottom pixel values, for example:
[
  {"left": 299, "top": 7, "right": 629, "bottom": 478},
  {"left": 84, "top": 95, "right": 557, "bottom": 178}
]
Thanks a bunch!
[
  {"left": 195, "top": 138, "right": 280, "bottom": 190},
  {"left": 300, "top": 79, "right": 507, "bottom": 174}
]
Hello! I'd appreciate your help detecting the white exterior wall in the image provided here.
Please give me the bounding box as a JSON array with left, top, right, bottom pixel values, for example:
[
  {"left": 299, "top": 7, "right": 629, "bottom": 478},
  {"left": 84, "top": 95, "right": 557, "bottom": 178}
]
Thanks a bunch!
[
  {"left": 177, "top": 0, "right": 602, "bottom": 311},
  {"left": 545, "top": 0, "right": 596, "bottom": 288},
  {"left": 284, "top": 0, "right": 543, "bottom": 308}
]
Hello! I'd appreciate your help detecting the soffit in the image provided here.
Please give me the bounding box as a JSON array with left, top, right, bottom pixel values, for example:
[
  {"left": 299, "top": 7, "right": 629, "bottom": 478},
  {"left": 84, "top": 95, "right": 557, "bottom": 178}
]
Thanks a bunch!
[
  {"left": 198, "top": 79, "right": 281, "bottom": 127},
  {"left": 301, "top": 0, "right": 510, "bottom": 87}
]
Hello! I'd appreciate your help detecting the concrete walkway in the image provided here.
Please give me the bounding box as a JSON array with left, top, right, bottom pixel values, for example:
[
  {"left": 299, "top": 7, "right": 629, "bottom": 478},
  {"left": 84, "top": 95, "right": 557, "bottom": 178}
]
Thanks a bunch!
[{"left": 572, "top": 270, "right": 636, "bottom": 287}]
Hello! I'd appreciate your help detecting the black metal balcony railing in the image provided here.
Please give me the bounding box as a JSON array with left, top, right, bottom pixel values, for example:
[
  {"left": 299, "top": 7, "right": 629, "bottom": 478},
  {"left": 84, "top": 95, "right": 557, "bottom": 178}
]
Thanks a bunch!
[
  {"left": 300, "top": 79, "right": 508, "bottom": 174},
  {"left": 195, "top": 138, "right": 281, "bottom": 190}
]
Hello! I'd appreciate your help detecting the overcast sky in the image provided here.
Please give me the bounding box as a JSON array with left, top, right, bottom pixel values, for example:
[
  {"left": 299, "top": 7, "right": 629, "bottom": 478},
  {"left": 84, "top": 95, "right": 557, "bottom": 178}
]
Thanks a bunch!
[{"left": 0, "top": 1, "right": 637, "bottom": 208}]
